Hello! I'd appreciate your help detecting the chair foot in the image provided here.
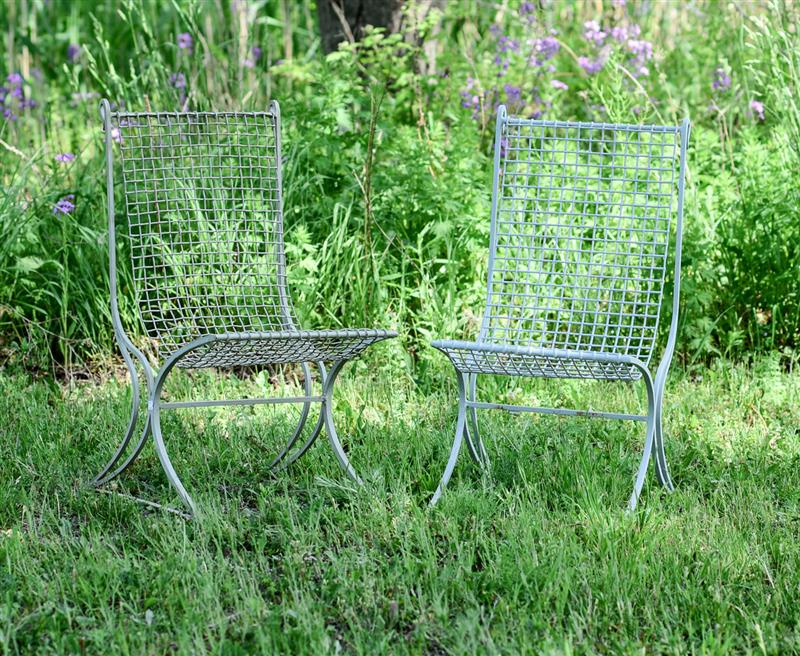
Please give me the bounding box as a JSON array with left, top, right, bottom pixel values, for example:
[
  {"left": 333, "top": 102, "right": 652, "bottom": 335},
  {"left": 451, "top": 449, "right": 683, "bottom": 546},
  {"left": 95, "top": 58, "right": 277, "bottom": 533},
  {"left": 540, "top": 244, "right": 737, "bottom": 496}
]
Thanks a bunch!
[
  {"left": 321, "top": 360, "right": 362, "bottom": 485},
  {"left": 91, "top": 416, "right": 152, "bottom": 487},
  {"left": 430, "top": 371, "right": 468, "bottom": 506},
  {"left": 277, "top": 409, "right": 325, "bottom": 470}
]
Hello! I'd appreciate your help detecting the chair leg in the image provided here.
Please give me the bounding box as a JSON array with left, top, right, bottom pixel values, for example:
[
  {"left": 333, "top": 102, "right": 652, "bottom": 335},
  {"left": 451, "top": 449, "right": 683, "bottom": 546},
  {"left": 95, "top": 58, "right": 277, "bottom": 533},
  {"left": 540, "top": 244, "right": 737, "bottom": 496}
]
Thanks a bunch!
[
  {"left": 628, "top": 371, "right": 656, "bottom": 512},
  {"left": 149, "top": 351, "right": 198, "bottom": 515},
  {"left": 430, "top": 370, "right": 468, "bottom": 507},
  {"left": 268, "top": 362, "right": 318, "bottom": 469},
  {"left": 321, "top": 360, "right": 362, "bottom": 485},
  {"left": 465, "top": 373, "right": 489, "bottom": 468},
  {"left": 653, "top": 387, "right": 675, "bottom": 492},
  {"left": 91, "top": 343, "right": 153, "bottom": 486},
  {"left": 150, "top": 392, "right": 197, "bottom": 516}
]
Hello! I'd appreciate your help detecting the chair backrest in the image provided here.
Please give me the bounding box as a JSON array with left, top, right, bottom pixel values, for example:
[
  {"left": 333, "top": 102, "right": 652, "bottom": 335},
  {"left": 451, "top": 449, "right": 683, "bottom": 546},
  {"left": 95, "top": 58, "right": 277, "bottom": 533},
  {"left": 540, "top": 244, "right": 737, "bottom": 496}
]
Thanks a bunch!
[
  {"left": 101, "top": 100, "right": 295, "bottom": 355},
  {"left": 480, "top": 106, "right": 689, "bottom": 366}
]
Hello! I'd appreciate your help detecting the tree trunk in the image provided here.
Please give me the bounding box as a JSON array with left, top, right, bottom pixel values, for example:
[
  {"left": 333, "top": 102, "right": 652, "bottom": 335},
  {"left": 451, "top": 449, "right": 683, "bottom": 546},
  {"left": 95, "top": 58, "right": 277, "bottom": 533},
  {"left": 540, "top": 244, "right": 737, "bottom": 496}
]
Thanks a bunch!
[{"left": 316, "top": 0, "right": 405, "bottom": 54}]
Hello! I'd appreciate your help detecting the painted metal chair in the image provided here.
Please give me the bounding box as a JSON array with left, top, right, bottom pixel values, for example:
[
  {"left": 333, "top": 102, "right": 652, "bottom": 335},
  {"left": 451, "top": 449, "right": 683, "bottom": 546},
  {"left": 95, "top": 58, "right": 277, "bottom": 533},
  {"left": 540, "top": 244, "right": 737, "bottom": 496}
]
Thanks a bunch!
[
  {"left": 430, "top": 105, "right": 690, "bottom": 509},
  {"left": 95, "top": 99, "right": 396, "bottom": 515}
]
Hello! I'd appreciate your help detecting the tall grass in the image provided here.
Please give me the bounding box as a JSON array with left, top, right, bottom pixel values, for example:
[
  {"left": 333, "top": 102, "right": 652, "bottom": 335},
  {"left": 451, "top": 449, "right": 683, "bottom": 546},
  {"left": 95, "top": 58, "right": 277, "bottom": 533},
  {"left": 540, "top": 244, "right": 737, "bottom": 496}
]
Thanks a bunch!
[{"left": 1, "top": 0, "right": 799, "bottom": 374}]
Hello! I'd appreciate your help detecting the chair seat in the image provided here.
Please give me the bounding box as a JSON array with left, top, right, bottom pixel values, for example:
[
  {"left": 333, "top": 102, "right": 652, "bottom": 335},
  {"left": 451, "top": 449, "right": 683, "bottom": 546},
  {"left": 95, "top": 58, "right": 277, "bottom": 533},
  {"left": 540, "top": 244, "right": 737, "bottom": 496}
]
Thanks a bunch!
[
  {"left": 172, "top": 329, "right": 397, "bottom": 369},
  {"left": 430, "top": 340, "right": 645, "bottom": 381}
]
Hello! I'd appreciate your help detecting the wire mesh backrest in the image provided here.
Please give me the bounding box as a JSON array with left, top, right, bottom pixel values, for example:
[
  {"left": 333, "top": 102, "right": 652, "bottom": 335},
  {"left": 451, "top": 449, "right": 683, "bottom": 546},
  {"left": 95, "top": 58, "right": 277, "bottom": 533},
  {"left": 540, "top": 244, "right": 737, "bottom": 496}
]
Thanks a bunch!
[
  {"left": 481, "top": 108, "right": 687, "bottom": 364},
  {"left": 108, "top": 106, "right": 294, "bottom": 354}
]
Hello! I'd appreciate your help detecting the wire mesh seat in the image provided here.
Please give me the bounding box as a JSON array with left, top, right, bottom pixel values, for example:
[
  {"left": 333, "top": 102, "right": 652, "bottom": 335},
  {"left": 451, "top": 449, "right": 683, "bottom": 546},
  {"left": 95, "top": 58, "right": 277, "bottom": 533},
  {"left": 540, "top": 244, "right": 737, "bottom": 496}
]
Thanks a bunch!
[
  {"left": 430, "top": 105, "right": 690, "bottom": 510},
  {"left": 93, "top": 99, "right": 396, "bottom": 515}
]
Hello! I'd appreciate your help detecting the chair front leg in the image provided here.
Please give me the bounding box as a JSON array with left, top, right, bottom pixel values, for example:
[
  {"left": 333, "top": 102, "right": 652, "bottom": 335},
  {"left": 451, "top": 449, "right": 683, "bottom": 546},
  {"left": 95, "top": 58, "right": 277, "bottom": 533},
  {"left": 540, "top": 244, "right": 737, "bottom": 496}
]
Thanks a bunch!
[
  {"left": 430, "top": 369, "right": 468, "bottom": 506},
  {"left": 148, "top": 338, "right": 217, "bottom": 516},
  {"left": 321, "top": 360, "right": 362, "bottom": 485}
]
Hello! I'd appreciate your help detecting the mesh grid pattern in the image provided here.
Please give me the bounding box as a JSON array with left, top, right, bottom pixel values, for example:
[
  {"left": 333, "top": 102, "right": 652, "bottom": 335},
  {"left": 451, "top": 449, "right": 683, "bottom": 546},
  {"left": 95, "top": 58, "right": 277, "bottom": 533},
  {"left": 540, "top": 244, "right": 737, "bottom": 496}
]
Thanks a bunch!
[
  {"left": 179, "top": 330, "right": 395, "bottom": 369},
  {"left": 110, "top": 109, "right": 394, "bottom": 367},
  {"left": 435, "top": 113, "right": 685, "bottom": 381},
  {"left": 431, "top": 341, "right": 641, "bottom": 380}
]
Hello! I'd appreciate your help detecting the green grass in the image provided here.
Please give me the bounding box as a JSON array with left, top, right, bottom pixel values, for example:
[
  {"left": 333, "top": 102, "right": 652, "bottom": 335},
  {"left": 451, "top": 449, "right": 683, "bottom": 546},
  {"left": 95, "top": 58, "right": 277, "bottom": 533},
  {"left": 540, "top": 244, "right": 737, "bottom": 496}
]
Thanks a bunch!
[{"left": 1, "top": 356, "right": 799, "bottom": 654}]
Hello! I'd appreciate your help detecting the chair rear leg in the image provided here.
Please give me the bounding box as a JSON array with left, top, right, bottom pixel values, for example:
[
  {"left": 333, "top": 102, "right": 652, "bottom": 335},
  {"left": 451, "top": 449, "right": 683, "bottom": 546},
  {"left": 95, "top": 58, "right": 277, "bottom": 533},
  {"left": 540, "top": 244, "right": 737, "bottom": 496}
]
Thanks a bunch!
[
  {"left": 465, "top": 373, "right": 489, "bottom": 468},
  {"left": 430, "top": 370, "right": 468, "bottom": 506},
  {"left": 269, "top": 362, "right": 319, "bottom": 470},
  {"left": 653, "top": 391, "right": 675, "bottom": 492},
  {"left": 91, "top": 345, "right": 152, "bottom": 486},
  {"left": 321, "top": 360, "right": 362, "bottom": 485},
  {"left": 628, "top": 371, "right": 656, "bottom": 512}
]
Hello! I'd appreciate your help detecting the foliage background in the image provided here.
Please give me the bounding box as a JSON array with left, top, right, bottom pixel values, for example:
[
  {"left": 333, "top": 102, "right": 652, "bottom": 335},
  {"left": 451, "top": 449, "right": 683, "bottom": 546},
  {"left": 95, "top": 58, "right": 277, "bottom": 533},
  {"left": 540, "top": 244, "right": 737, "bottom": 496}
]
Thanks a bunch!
[{"left": 0, "top": 0, "right": 798, "bottom": 377}]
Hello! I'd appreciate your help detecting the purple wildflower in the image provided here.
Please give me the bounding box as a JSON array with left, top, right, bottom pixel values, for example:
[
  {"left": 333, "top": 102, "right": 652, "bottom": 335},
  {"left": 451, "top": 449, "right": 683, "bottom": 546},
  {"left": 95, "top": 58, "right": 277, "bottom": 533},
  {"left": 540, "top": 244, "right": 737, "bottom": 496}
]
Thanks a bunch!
[
  {"left": 169, "top": 72, "right": 187, "bottom": 89},
  {"left": 712, "top": 67, "right": 731, "bottom": 92},
  {"left": 750, "top": 99, "right": 765, "bottom": 121},
  {"left": 177, "top": 32, "right": 193, "bottom": 52},
  {"left": 67, "top": 43, "right": 81, "bottom": 62},
  {"left": 497, "top": 35, "right": 519, "bottom": 54},
  {"left": 460, "top": 77, "right": 483, "bottom": 119},
  {"left": 520, "top": 1, "right": 535, "bottom": 15},
  {"left": 504, "top": 83, "right": 522, "bottom": 107},
  {"left": 578, "top": 56, "right": 604, "bottom": 75},
  {"left": 628, "top": 39, "right": 653, "bottom": 77},
  {"left": 583, "top": 20, "right": 606, "bottom": 47},
  {"left": 499, "top": 137, "right": 509, "bottom": 158},
  {"left": 3, "top": 108, "right": 16, "bottom": 121},
  {"left": 530, "top": 36, "right": 559, "bottom": 66},
  {"left": 53, "top": 195, "right": 76, "bottom": 215},
  {"left": 56, "top": 153, "right": 75, "bottom": 163},
  {"left": 6, "top": 73, "right": 22, "bottom": 85},
  {"left": 110, "top": 127, "right": 122, "bottom": 143},
  {"left": 244, "top": 45, "right": 262, "bottom": 68},
  {"left": 493, "top": 54, "right": 511, "bottom": 78},
  {"left": 550, "top": 79, "right": 568, "bottom": 91},
  {"left": 610, "top": 26, "right": 628, "bottom": 42}
]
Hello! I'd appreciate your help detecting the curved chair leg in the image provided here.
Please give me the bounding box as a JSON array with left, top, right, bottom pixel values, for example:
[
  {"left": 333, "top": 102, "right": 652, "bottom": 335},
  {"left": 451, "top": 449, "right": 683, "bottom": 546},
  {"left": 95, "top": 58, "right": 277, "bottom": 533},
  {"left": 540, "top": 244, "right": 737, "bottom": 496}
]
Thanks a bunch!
[
  {"left": 430, "top": 370, "right": 468, "bottom": 507},
  {"left": 652, "top": 388, "right": 674, "bottom": 492},
  {"left": 148, "top": 341, "right": 209, "bottom": 515},
  {"left": 272, "top": 362, "right": 327, "bottom": 470},
  {"left": 465, "top": 373, "right": 489, "bottom": 468},
  {"left": 268, "top": 362, "right": 315, "bottom": 469},
  {"left": 628, "top": 371, "right": 656, "bottom": 512},
  {"left": 91, "top": 342, "right": 154, "bottom": 486},
  {"left": 321, "top": 360, "right": 362, "bottom": 484}
]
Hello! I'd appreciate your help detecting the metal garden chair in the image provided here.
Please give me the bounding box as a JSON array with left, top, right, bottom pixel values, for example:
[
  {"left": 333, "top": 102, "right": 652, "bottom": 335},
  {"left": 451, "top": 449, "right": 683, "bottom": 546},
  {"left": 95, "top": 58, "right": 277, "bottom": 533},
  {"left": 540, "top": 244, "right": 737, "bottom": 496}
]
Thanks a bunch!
[
  {"left": 95, "top": 99, "right": 396, "bottom": 515},
  {"left": 430, "top": 105, "right": 690, "bottom": 509}
]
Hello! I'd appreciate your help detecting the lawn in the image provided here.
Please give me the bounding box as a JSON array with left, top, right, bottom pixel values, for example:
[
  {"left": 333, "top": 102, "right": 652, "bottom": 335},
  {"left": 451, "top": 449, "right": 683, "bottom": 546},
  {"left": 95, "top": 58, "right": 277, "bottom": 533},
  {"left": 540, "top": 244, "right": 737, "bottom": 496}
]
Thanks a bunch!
[{"left": 1, "top": 357, "right": 798, "bottom": 654}]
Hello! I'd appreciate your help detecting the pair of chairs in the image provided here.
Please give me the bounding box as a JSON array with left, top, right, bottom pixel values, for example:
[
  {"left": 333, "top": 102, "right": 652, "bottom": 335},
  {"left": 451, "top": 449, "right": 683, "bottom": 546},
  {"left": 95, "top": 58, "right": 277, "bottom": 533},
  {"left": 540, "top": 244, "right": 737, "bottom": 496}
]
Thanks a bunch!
[{"left": 95, "top": 99, "right": 690, "bottom": 516}]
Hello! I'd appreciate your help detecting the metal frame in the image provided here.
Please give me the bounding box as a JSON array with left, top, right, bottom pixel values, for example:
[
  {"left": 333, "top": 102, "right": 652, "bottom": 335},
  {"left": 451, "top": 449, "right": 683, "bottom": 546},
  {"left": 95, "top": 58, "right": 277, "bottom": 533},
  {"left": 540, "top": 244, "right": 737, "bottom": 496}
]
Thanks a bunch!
[
  {"left": 94, "top": 99, "right": 395, "bottom": 515},
  {"left": 431, "top": 105, "right": 690, "bottom": 509}
]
